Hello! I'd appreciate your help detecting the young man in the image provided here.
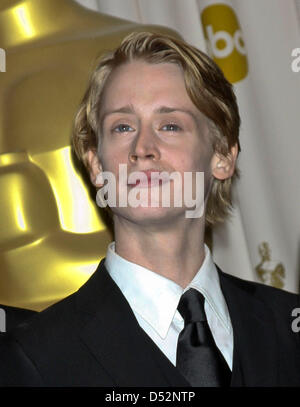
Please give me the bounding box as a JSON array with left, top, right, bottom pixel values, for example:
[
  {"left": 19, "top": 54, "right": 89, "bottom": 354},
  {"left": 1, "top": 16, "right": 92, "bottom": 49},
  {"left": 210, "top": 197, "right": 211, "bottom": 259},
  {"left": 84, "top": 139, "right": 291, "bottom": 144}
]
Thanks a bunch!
[{"left": 1, "top": 32, "right": 300, "bottom": 387}]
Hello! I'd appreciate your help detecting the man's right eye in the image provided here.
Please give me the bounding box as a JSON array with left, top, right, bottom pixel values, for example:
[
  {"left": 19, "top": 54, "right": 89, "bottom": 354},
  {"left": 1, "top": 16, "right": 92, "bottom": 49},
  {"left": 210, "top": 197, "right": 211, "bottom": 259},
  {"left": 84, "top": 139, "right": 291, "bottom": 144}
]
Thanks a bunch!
[{"left": 113, "top": 124, "right": 134, "bottom": 133}]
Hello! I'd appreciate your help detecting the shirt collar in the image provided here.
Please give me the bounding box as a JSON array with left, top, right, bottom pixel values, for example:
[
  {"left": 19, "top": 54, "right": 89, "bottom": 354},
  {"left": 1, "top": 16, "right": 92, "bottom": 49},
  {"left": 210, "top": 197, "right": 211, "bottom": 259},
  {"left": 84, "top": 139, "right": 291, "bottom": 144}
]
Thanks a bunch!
[
  {"left": 187, "top": 247, "right": 231, "bottom": 333},
  {"left": 105, "top": 241, "right": 230, "bottom": 338}
]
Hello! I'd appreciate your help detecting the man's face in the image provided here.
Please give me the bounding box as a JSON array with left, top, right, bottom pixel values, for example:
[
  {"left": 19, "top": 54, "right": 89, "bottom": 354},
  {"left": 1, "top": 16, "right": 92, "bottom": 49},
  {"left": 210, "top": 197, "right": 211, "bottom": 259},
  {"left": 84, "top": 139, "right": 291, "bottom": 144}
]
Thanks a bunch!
[{"left": 91, "top": 60, "right": 217, "bottom": 226}]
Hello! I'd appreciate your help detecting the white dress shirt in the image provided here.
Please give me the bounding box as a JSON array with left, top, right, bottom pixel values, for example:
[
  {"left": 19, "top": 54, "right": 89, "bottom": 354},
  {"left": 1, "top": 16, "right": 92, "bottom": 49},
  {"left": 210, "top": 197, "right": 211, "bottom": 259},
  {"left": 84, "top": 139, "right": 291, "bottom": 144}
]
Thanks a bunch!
[{"left": 105, "top": 242, "right": 233, "bottom": 369}]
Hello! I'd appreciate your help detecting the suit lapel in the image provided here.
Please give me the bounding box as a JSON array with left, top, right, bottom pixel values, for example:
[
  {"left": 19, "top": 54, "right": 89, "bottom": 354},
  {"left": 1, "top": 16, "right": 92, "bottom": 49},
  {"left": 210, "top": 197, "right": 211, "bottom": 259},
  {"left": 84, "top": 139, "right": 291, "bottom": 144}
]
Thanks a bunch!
[
  {"left": 75, "top": 259, "right": 190, "bottom": 387},
  {"left": 75, "top": 259, "right": 278, "bottom": 386},
  {"left": 218, "top": 268, "right": 279, "bottom": 386}
]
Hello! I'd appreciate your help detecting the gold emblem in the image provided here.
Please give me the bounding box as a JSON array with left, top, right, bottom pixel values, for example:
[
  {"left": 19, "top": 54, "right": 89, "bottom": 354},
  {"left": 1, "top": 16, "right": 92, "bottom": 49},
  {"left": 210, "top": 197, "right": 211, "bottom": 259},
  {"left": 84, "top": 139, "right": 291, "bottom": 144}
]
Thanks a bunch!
[{"left": 255, "top": 242, "right": 285, "bottom": 289}]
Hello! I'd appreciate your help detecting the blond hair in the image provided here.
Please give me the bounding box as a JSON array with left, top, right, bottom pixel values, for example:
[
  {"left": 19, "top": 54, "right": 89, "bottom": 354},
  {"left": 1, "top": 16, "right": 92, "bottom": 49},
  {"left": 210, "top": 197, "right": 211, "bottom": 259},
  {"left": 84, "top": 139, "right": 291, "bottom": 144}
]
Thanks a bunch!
[{"left": 72, "top": 31, "right": 241, "bottom": 225}]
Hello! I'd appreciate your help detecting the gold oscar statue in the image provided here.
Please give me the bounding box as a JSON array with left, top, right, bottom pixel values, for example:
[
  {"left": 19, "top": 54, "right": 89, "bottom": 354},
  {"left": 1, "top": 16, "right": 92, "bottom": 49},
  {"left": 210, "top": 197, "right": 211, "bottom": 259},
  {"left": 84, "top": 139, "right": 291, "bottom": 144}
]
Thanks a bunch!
[{"left": 0, "top": 0, "right": 178, "bottom": 311}]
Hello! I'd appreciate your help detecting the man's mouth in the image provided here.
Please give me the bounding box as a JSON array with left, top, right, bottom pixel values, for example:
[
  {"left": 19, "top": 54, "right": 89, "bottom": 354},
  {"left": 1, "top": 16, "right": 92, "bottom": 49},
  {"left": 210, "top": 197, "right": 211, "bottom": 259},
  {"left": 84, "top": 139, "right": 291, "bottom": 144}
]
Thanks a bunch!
[{"left": 127, "top": 170, "right": 171, "bottom": 188}]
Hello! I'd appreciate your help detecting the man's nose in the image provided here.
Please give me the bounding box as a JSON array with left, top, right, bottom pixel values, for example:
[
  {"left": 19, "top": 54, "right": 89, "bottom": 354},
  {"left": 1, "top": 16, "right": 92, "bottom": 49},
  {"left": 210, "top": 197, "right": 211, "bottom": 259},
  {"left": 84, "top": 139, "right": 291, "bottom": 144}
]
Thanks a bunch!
[{"left": 129, "top": 125, "right": 160, "bottom": 164}]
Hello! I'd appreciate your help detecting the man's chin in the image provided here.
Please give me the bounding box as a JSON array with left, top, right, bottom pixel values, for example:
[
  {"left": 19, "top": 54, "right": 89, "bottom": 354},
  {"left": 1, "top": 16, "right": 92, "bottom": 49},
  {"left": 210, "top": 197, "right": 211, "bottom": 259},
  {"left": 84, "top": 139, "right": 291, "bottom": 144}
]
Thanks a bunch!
[{"left": 112, "top": 206, "right": 185, "bottom": 226}]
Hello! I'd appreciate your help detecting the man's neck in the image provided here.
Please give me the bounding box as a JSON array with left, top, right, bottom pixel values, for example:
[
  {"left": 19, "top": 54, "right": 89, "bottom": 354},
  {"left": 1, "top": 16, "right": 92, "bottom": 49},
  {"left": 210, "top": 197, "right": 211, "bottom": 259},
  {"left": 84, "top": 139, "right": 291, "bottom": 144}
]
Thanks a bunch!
[{"left": 113, "top": 216, "right": 206, "bottom": 288}]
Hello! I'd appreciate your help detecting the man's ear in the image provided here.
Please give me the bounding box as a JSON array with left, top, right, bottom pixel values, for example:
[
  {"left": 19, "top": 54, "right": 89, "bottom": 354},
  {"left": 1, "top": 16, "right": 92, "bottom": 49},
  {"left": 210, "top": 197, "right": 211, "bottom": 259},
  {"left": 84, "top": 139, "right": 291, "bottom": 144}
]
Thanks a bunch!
[
  {"left": 211, "top": 143, "right": 239, "bottom": 180},
  {"left": 86, "top": 149, "right": 103, "bottom": 187}
]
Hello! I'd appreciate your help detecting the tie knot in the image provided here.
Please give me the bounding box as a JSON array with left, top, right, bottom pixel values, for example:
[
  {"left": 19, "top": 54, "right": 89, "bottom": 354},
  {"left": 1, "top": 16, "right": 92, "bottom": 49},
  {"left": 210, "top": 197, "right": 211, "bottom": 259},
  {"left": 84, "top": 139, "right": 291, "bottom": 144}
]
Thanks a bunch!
[{"left": 177, "top": 288, "right": 206, "bottom": 324}]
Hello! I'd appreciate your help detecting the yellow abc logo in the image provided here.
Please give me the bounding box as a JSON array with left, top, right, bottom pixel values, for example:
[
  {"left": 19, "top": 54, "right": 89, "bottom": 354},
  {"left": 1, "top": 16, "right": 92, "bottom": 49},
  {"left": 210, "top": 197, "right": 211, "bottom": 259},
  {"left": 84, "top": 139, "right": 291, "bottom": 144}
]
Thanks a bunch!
[{"left": 201, "top": 4, "right": 248, "bottom": 83}]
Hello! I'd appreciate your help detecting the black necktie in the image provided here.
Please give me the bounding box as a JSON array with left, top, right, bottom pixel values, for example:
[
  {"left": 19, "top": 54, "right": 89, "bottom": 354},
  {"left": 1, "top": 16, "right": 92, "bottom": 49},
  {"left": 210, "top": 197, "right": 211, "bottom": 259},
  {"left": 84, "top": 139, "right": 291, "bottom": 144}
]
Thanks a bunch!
[{"left": 176, "top": 288, "right": 231, "bottom": 387}]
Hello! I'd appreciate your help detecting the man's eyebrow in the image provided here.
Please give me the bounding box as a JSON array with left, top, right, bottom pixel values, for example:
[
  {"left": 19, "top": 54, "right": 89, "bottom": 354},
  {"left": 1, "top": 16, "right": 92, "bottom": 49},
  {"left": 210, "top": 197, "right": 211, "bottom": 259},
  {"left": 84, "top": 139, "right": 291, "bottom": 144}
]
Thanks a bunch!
[
  {"left": 154, "top": 106, "right": 198, "bottom": 123},
  {"left": 100, "top": 105, "right": 135, "bottom": 125},
  {"left": 100, "top": 105, "right": 199, "bottom": 124}
]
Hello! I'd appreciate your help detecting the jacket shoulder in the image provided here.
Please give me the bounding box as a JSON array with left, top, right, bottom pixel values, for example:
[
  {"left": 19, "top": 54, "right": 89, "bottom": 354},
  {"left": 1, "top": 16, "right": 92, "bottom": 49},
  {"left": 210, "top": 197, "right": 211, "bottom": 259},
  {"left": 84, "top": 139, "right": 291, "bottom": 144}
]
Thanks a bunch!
[
  {"left": 218, "top": 267, "right": 300, "bottom": 313},
  {"left": 10, "top": 289, "right": 83, "bottom": 351},
  {"left": 0, "top": 332, "right": 43, "bottom": 386}
]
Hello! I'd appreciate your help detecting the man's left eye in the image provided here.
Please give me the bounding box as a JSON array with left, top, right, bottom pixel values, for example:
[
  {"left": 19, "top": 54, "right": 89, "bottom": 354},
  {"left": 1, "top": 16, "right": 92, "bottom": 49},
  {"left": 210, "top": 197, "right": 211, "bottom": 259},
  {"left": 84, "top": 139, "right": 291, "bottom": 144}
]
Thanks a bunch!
[
  {"left": 161, "top": 124, "right": 181, "bottom": 131},
  {"left": 113, "top": 124, "right": 134, "bottom": 133}
]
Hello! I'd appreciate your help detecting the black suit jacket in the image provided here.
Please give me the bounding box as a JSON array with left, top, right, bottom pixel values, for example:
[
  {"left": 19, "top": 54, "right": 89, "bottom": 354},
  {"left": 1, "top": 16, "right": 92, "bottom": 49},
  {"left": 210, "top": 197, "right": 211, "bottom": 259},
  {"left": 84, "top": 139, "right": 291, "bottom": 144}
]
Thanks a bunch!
[
  {"left": 1, "top": 259, "right": 300, "bottom": 387},
  {"left": 0, "top": 304, "right": 37, "bottom": 332}
]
